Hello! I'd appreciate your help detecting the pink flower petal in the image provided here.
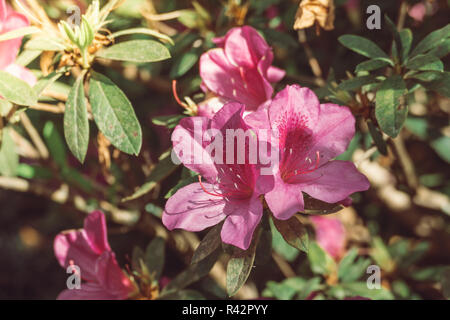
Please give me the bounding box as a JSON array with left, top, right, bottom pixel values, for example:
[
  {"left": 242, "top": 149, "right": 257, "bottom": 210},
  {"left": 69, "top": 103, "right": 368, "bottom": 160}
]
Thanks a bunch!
[
  {"left": 220, "top": 196, "right": 263, "bottom": 250},
  {"left": 265, "top": 172, "right": 305, "bottom": 220},
  {"left": 162, "top": 182, "right": 227, "bottom": 232},
  {"left": 266, "top": 66, "right": 286, "bottom": 83},
  {"left": 57, "top": 283, "right": 119, "bottom": 300},
  {"left": 299, "top": 160, "right": 370, "bottom": 203},
  {"left": 199, "top": 48, "right": 272, "bottom": 109},
  {"left": 310, "top": 216, "right": 346, "bottom": 259},
  {"left": 53, "top": 230, "right": 100, "bottom": 282},
  {"left": 269, "top": 85, "right": 320, "bottom": 143},
  {"left": 223, "top": 26, "right": 270, "bottom": 69},
  {"left": 83, "top": 210, "right": 111, "bottom": 255},
  {"left": 307, "top": 103, "right": 355, "bottom": 165},
  {"left": 172, "top": 116, "right": 218, "bottom": 182},
  {"left": 0, "top": 10, "right": 29, "bottom": 69},
  {"left": 95, "top": 251, "right": 135, "bottom": 299}
]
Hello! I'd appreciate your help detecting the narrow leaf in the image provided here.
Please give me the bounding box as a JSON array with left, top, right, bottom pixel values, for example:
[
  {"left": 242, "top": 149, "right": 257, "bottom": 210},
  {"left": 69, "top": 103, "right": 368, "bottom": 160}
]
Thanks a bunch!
[
  {"left": 64, "top": 72, "right": 89, "bottom": 163},
  {"left": 96, "top": 40, "right": 171, "bottom": 63},
  {"left": 89, "top": 72, "right": 142, "bottom": 155},
  {"left": 191, "top": 224, "right": 223, "bottom": 265},
  {"left": 375, "top": 75, "right": 407, "bottom": 138},
  {"left": 0, "top": 70, "right": 38, "bottom": 106},
  {"left": 338, "top": 35, "right": 390, "bottom": 60},
  {"left": 406, "top": 54, "right": 444, "bottom": 72},
  {"left": 410, "top": 24, "right": 450, "bottom": 57},
  {"left": 226, "top": 238, "right": 258, "bottom": 297},
  {"left": 272, "top": 215, "right": 309, "bottom": 253},
  {"left": 355, "top": 59, "right": 390, "bottom": 73}
]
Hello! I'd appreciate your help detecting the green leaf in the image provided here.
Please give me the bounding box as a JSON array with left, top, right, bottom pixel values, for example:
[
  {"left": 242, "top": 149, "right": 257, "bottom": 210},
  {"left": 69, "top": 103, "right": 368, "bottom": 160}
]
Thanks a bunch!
[
  {"left": 270, "top": 218, "right": 299, "bottom": 262},
  {"left": 170, "top": 50, "right": 199, "bottom": 78},
  {"left": 191, "top": 224, "right": 222, "bottom": 265},
  {"left": 385, "top": 15, "right": 403, "bottom": 63},
  {"left": 122, "top": 150, "right": 178, "bottom": 201},
  {"left": 335, "top": 282, "right": 394, "bottom": 300},
  {"left": 0, "top": 70, "right": 38, "bottom": 106},
  {"left": 89, "top": 72, "right": 142, "bottom": 155},
  {"left": 431, "top": 136, "right": 450, "bottom": 163},
  {"left": 410, "top": 24, "right": 450, "bottom": 57},
  {"left": 43, "top": 121, "right": 67, "bottom": 168},
  {"left": 338, "top": 248, "right": 371, "bottom": 283},
  {"left": 161, "top": 248, "right": 220, "bottom": 296},
  {"left": 226, "top": 239, "right": 258, "bottom": 297},
  {"left": 145, "top": 237, "right": 165, "bottom": 280},
  {"left": 393, "top": 29, "right": 413, "bottom": 64},
  {"left": 338, "top": 35, "right": 390, "bottom": 60},
  {"left": 303, "top": 195, "right": 344, "bottom": 215},
  {"left": 165, "top": 175, "right": 197, "bottom": 199},
  {"left": 337, "top": 75, "right": 378, "bottom": 91},
  {"left": 405, "top": 54, "right": 444, "bottom": 72},
  {"left": 0, "top": 128, "right": 18, "bottom": 177},
  {"left": 308, "top": 241, "right": 337, "bottom": 276},
  {"left": 0, "top": 26, "right": 41, "bottom": 42},
  {"left": 355, "top": 59, "right": 390, "bottom": 73},
  {"left": 96, "top": 40, "right": 171, "bottom": 63},
  {"left": 64, "top": 73, "right": 89, "bottom": 163},
  {"left": 25, "top": 36, "right": 66, "bottom": 51},
  {"left": 33, "top": 70, "right": 65, "bottom": 97},
  {"left": 367, "top": 119, "right": 388, "bottom": 156},
  {"left": 421, "top": 71, "right": 450, "bottom": 97},
  {"left": 110, "top": 28, "right": 174, "bottom": 45},
  {"left": 375, "top": 75, "right": 407, "bottom": 138},
  {"left": 409, "top": 71, "right": 444, "bottom": 82},
  {"left": 152, "top": 114, "right": 185, "bottom": 129},
  {"left": 428, "top": 38, "right": 450, "bottom": 58},
  {"left": 272, "top": 215, "right": 309, "bottom": 253}
]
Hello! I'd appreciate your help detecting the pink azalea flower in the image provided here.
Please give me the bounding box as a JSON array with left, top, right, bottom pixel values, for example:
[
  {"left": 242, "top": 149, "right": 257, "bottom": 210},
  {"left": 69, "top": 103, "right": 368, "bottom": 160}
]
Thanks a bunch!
[
  {"left": 259, "top": 85, "right": 370, "bottom": 220},
  {"left": 310, "top": 216, "right": 346, "bottom": 259},
  {"left": 199, "top": 26, "right": 285, "bottom": 116},
  {"left": 0, "top": 0, "right": 36, "bottom": 86},
  {"left": 163, "top": 102, "right": 273, "bottom": 250},
  {"left": 54, "top": 211, "right": 135, "bottom": 300}
]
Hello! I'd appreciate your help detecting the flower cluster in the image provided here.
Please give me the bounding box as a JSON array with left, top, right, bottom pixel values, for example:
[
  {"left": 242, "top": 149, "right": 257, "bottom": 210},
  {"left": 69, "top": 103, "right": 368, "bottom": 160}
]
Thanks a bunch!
[
  {"left": 54, "top": 211, "right": 135, "bottom": 300},
  {"left": 163, "top": 26, "right": 370, "bottom": 250}
]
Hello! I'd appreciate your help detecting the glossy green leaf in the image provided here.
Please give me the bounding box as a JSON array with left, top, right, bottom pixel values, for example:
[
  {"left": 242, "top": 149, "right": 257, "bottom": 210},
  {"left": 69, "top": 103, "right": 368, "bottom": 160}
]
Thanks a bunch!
[
  {"left": 337, "top": 75, "right": 378, "bottom": 91},
  {"left": 226, "top": 239, "right": 258, "bottom": 297},
  {"left": 355, "top": 58, "right": 390, "bottom": 73},
  {"left": 308, "top": 241, "right": 337, "bottom": 276},
  {"left": 375, "top": 75, "right": 407, "bottom": 138},
  {"left": 64, "top": 73, "right": 89, "bottom": 163},
  {"left": 410, "top": 24, "right": 450, "bottom": 57},
  {"left": 170, "top": 50, "right": 199, "bottom": 78},
  {"left": 272, "top": 215, "right": 309, "bottom": 253},
  {"left": 191, "top": 224, "right": 222, "bottom": 265},
  {"left": 338, "top": 35, "right": 390, "bottom": 60},
  {"left": 406, "top": 54, "right": 444, "bottom": 72},
  {"left": 367, "top": 119, "right": 388, "bottom": 156},
  {"left": 96, "top": 40, "right": 171, "bottom": 63},
  {"left": 89, "top": 72, "right": 142, "bottom": 155}
]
